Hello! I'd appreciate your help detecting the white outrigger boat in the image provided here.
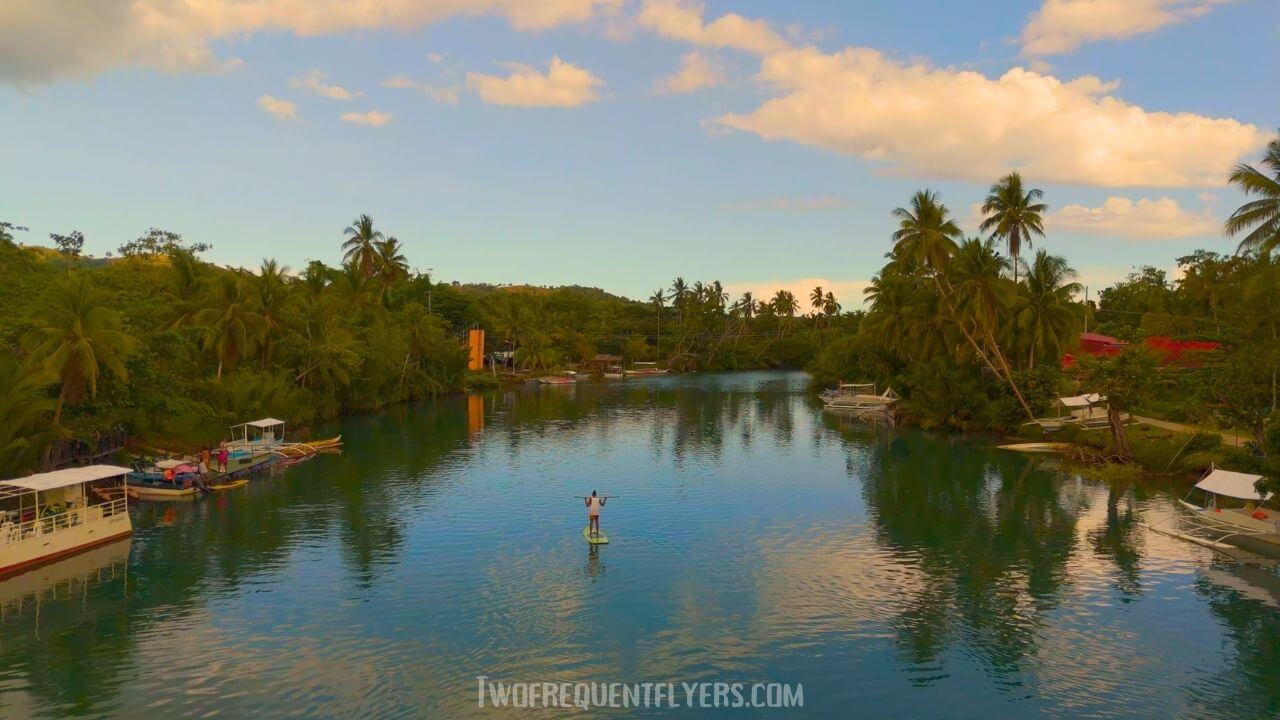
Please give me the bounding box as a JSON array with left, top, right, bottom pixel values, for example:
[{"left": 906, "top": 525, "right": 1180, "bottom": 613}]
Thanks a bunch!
[
  {"left": 1144, "top": 466, "right": 1280, "bottom": 553},
  {"left": 0, "top": 465, "right": 134, "bottom": 576},
  {"left": 820, "top": 383, "right": 897, "bottom": 412},
  {"left": 227, "top": 418, "right": 288, "bottom": 458}
]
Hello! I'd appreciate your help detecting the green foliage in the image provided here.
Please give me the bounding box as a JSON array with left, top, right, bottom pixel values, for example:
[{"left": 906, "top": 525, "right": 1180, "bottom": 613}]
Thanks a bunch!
[
  {"left": 463, "top": 373, "right": 501, "bottom": 391},
  {"left": 0, "top": 353, "right": 57, "bottom": 476}
]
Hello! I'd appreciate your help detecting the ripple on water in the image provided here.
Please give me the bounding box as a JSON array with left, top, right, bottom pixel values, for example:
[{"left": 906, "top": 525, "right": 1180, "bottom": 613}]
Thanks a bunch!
[{"left": 4, "top": 372, "right": 1280, "bottom": 718}]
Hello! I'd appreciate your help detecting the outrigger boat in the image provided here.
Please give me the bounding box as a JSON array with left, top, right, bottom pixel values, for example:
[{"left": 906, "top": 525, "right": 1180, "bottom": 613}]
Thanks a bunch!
[
  {"left": 538, "top": 371, "right": 580, "bottom": 385},
  {"left": 129, "top": 459, "right": 207, "bottom": 500},
  {"left": 820, "top": 383, "right": 897, "bottom": 411},
  {"left": 623, "top": 362, "right": 668, "bottom": 377},
  {"left": 0, "top": 465, "right": 134, "bottom": 576},
  {"left": 1144, "top": 466, "right": 1280, "bottom": 554}
]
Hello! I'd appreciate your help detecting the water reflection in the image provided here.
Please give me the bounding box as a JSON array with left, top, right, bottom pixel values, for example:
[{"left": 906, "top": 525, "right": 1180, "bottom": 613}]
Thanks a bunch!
[{"left": 3, "top": 372, "right": 1280, "bottom": 718}]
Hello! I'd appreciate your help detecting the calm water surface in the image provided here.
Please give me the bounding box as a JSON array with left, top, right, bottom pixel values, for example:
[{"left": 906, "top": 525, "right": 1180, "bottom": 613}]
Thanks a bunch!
[{"left": 2, "top": 371, "right": 1279, "bottom": 718}]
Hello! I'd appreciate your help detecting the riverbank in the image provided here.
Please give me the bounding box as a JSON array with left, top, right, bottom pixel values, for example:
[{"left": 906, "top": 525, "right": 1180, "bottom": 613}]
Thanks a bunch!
[{"left": 9, "top": 370, "right": 1280, "bottom": 718}]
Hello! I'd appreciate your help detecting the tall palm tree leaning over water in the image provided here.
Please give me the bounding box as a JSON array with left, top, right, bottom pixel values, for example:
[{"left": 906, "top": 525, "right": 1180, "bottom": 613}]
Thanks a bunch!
[
  {"left": 892, "top": 189, "right": 1034, "bottom": 419},
  {"left": 980, "top": 172, "right": 1047, "bottom": 283},
  {"left": 342, "top": 214, "right": 384, "bottom": 279},
  {"left": 1225, "top": 132, "right": 1280, "bottom": 256}
]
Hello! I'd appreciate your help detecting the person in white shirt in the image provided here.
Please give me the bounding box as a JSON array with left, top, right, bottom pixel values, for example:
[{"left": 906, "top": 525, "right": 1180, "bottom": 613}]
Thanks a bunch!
[{"left": 584, "top": 490, "right": 606, "bottom": 537}]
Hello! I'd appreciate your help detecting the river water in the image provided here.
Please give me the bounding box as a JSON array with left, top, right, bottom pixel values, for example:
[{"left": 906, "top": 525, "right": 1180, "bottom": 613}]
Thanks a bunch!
[{"left": 2, "top": 371, "right": 1278, "bottom": 718}]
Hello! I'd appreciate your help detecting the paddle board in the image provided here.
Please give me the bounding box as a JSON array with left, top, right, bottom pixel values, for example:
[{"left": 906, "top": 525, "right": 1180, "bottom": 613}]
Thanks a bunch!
[{"left": 583, "top": 527, "right": 609, "bottom": 545}]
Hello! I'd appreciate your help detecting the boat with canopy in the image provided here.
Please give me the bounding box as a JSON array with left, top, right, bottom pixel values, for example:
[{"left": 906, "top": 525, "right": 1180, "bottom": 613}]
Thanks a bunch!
[
  {"left": 1145, "top": 466, "right": 1280, "bottom": 553},
  {"left": 0, "top": 465, "right": 134, "bottom": 576}
]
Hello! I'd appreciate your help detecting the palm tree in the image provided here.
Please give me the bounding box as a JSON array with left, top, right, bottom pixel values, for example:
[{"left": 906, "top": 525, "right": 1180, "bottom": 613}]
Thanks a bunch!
[
  {"left": 0, "top": 355, "right": 56, "bottom": 476},
  {"left": 671, "top": 277, "right": 689, "bottom": 326},
  {"left": 893, "top": 190, "right": 964, "bottom": 277},
  {"left": 894, "top": 190, "right": 1033, "bottom": 418},
  {"left": 195, "top": 274, "right": 264, "bottom": 379},
  {"left": 810, "top": 285, "right": 825, "bottom": 315},
  {"left": 649, "top": 288, "right": 666, "bottom": 344},
  {"left": 376, "top": 237, "right": 410, "bottom": 288},
  {"left": 253, "top": 259, "right": 293, "bottom": 369},
  {"left": 160, "top": 248, "right": 206, "bottom": 329},
  {"left": 331, "top": 259, "right": 380, "bottom": 316},
  {"left": 1013, "top": 250, "right": 1084, "bottom": 368},
  {"left": 342, "top": 214, "right": 384, "bottom": 278},
  {"left": 23, "top": 274, "right": 136, "bottom": 421},
  {"left": 823, "top": 291, "right": 841, "bottom": 317},
  {"left": 1225, "top": 133, "right": 1280, "bottom": 256},
  {"left": 737, "top": 292, "right": 756, "bottom": 319},
  {"left": 979, "top": 172, "right": 1047, "bottom": 282}
]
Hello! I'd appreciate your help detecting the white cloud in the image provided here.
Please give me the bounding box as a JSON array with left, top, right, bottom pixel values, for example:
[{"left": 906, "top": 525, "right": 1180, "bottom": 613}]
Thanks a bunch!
[
  {"left": 381, "top": 74, "right": 460, "bottom": 105},
  {"left": 722, "top": 277, "right": 871, "bottom": 310},
  {"left": 724, "top": 194, "right": 847, "bottom": 212},
  {"left": 467, "top": 56, "right": 603, "bottom": 108},
  {"left": 711, "top": 47, "right": 1264, "bottom": 188},
  {"left": 289, "top": 69, "right": 361, "bottom": 100},
  {"left": 0, "top": 0, "right": 623, "bottom": 85},
  {"left": 637, "top": 0, "right": 790, "bottom": 55},
  {"left": 655, "top": 51, "right": 723, "bottom": 94},
  {"left": 1021, "top": 0, "right": 1234, "bottom": 56},
  {"left": 340, "top": 110, "right": 393, "bottom": 127},
  {"left": 1046, "top": 196, "right": 1219, "bottom": 239},
  {"left": 257, "top": 94, "right": 297, "bottom": 120},
  {"left": 427, "top": 52, "right": 445, "bottom": 64}
]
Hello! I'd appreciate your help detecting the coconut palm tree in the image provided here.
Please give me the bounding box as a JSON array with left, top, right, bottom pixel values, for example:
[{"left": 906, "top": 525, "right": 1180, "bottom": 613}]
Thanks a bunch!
[
  {"left": 671, "top": 277, "right": 689, "bottom": 326},
  {"left": 0, "top": 355, "right": 56, "bottom": 476},
  {"left": 823, "top": 291, "right": 841, "bottom": 317},
  {"left": 376, "top": 237, "right": 410, "bottom": 288},
  {"left": 253, "top": 259, "right": 294, "bottom": 369},
  {"left": 772, "top": 289, "right": 799, "bottom": 317},
  {"left": 737, "top": 292, "right": 756, "bottom": 319},
  {"left": 342, "top": 214, "right": 384, "bottom": 278},
  {"left": 649, "top": 288, "right": 666, "bottom": 343},
  {"left": 810, "top": 285, "right": 825, "bottom": 315},
  {"left": 1013, "top": 250, "right": 1084, "bottom": 368},
  {"left": 892, "top": 190, "right": 963, "bottom": 278},
  {"left": 1225, "top": 133, "right": 1280, "bottom": 256},
  {"left": 195, "top": 274, "right": 264, "bottom": 379},
  {"left": 979, "top": 172, "right": 1047, "bottom": 282},
  {"left": 24, "top": 274, "right": 137, "bottom": 421},
  {"left": 894, "top": 191, "right": 1033, "bottom": 418},
  {"left": 160, "top": 248, "right": 207, "bottom": 329}
]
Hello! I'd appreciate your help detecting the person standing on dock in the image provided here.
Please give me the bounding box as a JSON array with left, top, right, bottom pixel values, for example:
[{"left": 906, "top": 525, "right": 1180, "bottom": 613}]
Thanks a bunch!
[
  {"left": 217, "top": 446, "right": 229, "bottom": 473},
  {"left": 585, "top": 491, "right": 606, "bottom": 538}
]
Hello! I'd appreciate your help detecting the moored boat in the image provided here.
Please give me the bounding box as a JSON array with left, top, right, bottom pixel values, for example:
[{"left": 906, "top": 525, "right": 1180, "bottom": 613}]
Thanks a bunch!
[
  {"left": 622, "top": 362, "right": 668, "bottom": 377},
  {"left": 1145, "top": 466, "right": 1280, "bottom": 554},
  {"left": 0, "top": 465, "right": 134, "bottom": 576},
  {"left": 538, "top": 371, "right": 580, "bottom": 385},
  {"left": 820, "top": 383, "right": 897, "bottom": 411}
]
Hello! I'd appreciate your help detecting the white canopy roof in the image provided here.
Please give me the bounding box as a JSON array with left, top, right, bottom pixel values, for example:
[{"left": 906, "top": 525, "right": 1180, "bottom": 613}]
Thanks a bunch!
[
  {"left": 1, "top": 465, "right": 133, "bottom": 492},
  {"left": 246, "top": 418, "right": 285, "bottom": 428},
  {"left": 1196, "top": 468, "right": 1268, "bottom": 501},
  {"left": 1059, "top": 393, "right": 1104, "bottom": 408}
]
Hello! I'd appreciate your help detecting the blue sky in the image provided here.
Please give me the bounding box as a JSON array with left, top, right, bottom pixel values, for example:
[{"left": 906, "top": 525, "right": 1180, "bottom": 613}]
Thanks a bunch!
[{"left": 2, "top": 0, "right": 1277, "bottom": 304}]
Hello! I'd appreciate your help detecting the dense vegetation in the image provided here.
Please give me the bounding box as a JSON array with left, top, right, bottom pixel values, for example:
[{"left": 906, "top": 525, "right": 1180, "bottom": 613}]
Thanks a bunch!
[
  {"left": 2, "top": 131, "right": 1279, "bottom": 481},
  {"left": 0, "top": 216, "right": 843, "bottom": 477}
]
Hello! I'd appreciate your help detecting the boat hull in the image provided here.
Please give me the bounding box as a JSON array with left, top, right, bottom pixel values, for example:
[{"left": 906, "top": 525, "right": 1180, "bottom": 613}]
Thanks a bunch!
[{"left": 0, "top": 508, "right": 132, "bottom": 577}]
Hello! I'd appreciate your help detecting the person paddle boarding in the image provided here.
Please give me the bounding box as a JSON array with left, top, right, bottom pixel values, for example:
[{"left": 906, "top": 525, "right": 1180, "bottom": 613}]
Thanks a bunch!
[{"left": 585, "top": 490, "right": 606, "bottom": 539}]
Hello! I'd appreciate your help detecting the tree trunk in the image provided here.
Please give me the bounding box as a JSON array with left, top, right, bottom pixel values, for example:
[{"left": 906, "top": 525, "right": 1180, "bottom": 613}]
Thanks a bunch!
[
  {"left": 53, "top": 385, "right": 67, "bottom": 424},
  {"left": 1109, "top": 405, "right": 1131, "bottom": 458},
  {"left": 984, "top": 328, "right": 1036, "bottom": 421}
]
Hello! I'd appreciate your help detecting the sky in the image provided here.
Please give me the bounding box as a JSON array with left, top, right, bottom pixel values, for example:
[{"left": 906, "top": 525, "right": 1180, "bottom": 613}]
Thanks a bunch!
[{"left": 2, "top": 0, "right": 1278, "bottom": 306}]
